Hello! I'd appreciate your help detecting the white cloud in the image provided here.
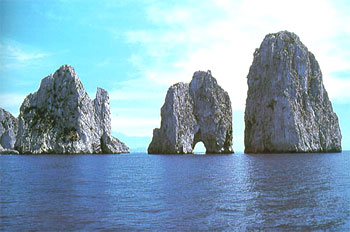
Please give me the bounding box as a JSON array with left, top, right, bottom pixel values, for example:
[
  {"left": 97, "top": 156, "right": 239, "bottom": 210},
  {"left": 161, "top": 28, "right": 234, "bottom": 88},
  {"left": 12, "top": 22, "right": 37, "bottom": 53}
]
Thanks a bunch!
[
  {"left": 6, "top": 46, "right": 48, "bottom": 61},
  {"left": 0, "top": 42, "right": 51, "bottom": 70},
  {"left": 96, "top": 57, "right": 112, "bottom": 67},
  {"left": 109, "top": 76, "right": 166, "bottom": 101},
  {"left": 112, "top": 0, "right": 350, "bottom": 140},
  {"left": 0, "top": 93, "right": 26, "bottom": 116},
  {"left": 111, "top": 113, "right": 160, "bottom": 137},
  {"left": 324, "top": 74, "right": 350, "bottom": 103},
  {"left": 0, "top": 93, "right": 26, "bottom": 108},
  {"left": 124, "top": 0, "right": 350, "bottom": 108},
  {"left": 108, "top": 74, "right": 166, "bottom": 136},
  {"left": 146, "top": 4, "right": 193, "bottom": 24}
]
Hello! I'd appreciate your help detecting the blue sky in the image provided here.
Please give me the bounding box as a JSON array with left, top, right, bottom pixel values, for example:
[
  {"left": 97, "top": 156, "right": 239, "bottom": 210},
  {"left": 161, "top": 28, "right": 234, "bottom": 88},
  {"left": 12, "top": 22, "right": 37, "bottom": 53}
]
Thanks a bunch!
[{"left": 1, "top": 0, "right": 349, "bottom": 152}]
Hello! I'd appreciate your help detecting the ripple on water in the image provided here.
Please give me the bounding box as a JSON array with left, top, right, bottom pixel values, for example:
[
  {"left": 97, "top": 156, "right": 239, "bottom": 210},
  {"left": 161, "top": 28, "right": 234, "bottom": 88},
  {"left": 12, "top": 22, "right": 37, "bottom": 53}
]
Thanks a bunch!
[{"left": 0, "top": 152, "right": 349, "bottom": 231}]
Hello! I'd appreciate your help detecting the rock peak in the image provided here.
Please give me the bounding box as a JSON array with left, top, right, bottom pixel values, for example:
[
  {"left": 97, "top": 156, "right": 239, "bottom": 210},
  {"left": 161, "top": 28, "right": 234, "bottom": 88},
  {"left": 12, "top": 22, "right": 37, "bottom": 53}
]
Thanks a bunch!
[
  {"left": 267, "top": 30, "right": 298, "bottom": 38},
  {"left": 148, "top": 70, "right": 233, "bottom": 154},
  {"left": 15, "top": 65, "right": 129, "bottom": 154},
  {"left": 244, "top": 31, "right": 342, "bottom": 153},
  {"left": 193, "top": 69, "right": 212, "bottom": 76},
  {"left": 54, "top": 65, "right": 77, "bottom": 79},
  {"left": 57, "top": 64, "right": 75, "bottom": 72},
  {"left": 53, "top": 64, "right": 80, "bottom": 82}
]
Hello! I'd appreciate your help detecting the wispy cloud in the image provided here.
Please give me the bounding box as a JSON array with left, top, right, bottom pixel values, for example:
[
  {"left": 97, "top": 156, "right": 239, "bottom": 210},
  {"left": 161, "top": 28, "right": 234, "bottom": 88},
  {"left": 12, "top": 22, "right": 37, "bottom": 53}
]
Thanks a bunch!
[
  {"left": 37, "top": 0, "right": 347, "bottom": 139},
  {"left": 324, "top": 73, "right": 350, "bottom": 103},
  {"left": 0, "top": 93, "right": 27, "bottom": 116},
  {"left": 108, "top": 73, "right": 166, "bottom": 137},
  {"left": 109, "top": 76, "right": 166, "bottom": 101},
  {"left": 0, "top": 93, "right": 26, "bottom": 107},
  {"left": 123, "top": 0, "right": 350, "bottom": 110},
  {"left": 0, "top": 40, "right": 51, "bottom": 70},
  {"left": 96, "top": 57, "right": 113, "bottom": 67},
  {"left": 6, "top": 46, "right": 48, "bottom": 61},
  {"left": 111, "top": 113, "right": 160, "bottom": 137}
]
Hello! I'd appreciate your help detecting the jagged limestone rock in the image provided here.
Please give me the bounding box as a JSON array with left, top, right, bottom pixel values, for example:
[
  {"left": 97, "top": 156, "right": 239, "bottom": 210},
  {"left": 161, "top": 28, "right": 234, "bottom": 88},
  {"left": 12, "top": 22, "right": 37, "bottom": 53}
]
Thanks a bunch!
[
  {"left": 244, "top": 31, "right": 342, "bottom": 153},
  {"left": 0, "top": 144, "right": 19, "bottom": 154},
  {"left": 15, "top": 65, "right": 129, "bottom": 154},
  {"left": 0, "top": 108, "right": 19, "bottom": 154},
  {"left": 148, "top": 71, "right": 233, "bottom": 154},
  {"left": 149, "top": 82, "right": 197, "bottom": 154},
  {"left": 101, "top": 132, "right": 129, "bottom": 154}
]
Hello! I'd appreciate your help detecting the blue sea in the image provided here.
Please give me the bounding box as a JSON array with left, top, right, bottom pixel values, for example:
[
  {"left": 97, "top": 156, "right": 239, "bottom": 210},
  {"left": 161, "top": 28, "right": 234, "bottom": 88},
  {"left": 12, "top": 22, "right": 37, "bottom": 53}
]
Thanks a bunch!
[{"left": 1, "top": 151, "right": 349, "bottom": 231}]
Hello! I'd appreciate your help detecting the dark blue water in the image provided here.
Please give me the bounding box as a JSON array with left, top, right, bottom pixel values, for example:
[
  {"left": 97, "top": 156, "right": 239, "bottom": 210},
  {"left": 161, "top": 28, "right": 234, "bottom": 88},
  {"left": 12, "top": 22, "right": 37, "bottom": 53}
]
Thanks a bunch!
[{"left": 1, "top": 152, "right": 349, "bottom": 231}]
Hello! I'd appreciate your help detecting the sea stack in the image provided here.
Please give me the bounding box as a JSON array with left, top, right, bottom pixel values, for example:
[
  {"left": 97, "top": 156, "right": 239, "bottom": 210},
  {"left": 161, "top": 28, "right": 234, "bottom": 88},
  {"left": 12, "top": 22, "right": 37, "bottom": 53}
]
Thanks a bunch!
[
  {"left": 15, "top": 65, "right": 129, "bottom": 154},
  {"left": 244, "top": 31, "right": 342, "bottom": 153},
  {"left": 0, "top": 108, "right": 19, "bottom": 154},
  {"left": 148, "top": 70, "right": 233, "bottom": 154}
]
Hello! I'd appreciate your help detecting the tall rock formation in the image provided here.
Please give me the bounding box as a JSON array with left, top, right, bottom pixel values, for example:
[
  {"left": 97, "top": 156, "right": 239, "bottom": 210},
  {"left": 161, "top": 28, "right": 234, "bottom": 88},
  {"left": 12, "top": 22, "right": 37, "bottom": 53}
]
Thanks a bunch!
[
  {"left": 244, "top": 31, "right": 342, "bottom": 153},
  {"left": 15, "top": 65, "right": 129, "bottom": 154},
  {"left": 148, "top": 71, "right": 233, "bottom": 154},
  {"left": 0, "top": 108, "right": 19, "bottom": 154}
]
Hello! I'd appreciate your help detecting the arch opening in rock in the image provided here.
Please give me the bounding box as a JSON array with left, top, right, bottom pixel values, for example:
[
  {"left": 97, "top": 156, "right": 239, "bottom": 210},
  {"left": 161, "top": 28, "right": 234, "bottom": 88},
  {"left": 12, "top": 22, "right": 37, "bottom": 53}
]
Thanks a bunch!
[{"left": 193, "top": 141, "right": 206, "bottom": 154}]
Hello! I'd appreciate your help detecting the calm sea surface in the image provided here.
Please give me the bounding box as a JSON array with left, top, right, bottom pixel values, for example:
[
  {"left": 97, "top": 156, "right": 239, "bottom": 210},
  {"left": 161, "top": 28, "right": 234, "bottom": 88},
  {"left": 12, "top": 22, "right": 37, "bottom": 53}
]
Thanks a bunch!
[{"left": 1, "top": 152, "right": 349, "bottom": 231}]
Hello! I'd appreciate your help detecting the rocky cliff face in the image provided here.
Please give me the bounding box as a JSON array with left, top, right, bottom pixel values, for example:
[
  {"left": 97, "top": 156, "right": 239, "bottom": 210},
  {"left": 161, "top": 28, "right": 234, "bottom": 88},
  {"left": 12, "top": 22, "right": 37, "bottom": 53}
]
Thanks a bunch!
[
  {"left": 244, "top": 31, "right": 342, "bottom": 153},
  {"left": 15, "top": 65, "right": 129, "bottom": 154},
  {"left": 148, "top": 71, "right": 233, "bottom": 154},
  {"left": 0, "top": 108, "right": 19, "bottom": 154}
]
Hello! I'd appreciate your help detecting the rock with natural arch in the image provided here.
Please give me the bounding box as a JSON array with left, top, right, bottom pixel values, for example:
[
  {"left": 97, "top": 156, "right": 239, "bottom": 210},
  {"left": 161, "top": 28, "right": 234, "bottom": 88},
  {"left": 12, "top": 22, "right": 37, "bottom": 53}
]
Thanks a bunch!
[{"left": 148, "top": 70, "right": 233, "bottom": 154}]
